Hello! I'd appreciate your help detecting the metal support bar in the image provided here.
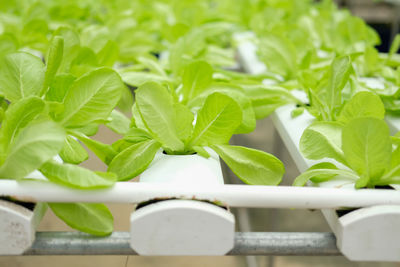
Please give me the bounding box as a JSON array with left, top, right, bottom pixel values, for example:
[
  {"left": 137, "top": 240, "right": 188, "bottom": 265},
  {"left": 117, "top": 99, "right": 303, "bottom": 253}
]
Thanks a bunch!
[
  {"left": 21, "top": 232, "right": 340, "bottom": 256},
  {"left": 230, "top": 232, "right": 339, "bottom": 256},
  {"left": 26, "top": 232, "right": 134, "bottom": 255}
]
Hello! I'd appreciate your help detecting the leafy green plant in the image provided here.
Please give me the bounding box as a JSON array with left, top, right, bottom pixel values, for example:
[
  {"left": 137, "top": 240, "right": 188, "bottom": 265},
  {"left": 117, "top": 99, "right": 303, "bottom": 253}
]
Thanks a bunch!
[
  {"left": 0, "top": 0, "right": 398, "bottom": 238},
  {"left": 120, "top": 58, "right": 299, "bottom": 134},
  {"left": 287, "top": 31, "right": 400, "bottom": 189},
  {"left": 298, "top": 55, "right": 354, "bottom": 121},
  {"left": 107, "top": 81, "right": 285, "bottom": 186},
  {"left": 294, "top": 117, "right": 399, "bottom": 189},
  {"left": 294, "top": 91, "right": 399, "bottom": 188},
  {"left": 0, "top": 43, "right": 126, "bottom": 235}
]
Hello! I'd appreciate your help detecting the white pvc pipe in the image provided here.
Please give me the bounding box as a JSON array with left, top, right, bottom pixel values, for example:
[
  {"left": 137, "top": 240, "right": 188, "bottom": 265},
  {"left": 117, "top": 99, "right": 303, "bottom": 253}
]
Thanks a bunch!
[{"left": 1, "top": 180, "right": 400, "bottom": 209}]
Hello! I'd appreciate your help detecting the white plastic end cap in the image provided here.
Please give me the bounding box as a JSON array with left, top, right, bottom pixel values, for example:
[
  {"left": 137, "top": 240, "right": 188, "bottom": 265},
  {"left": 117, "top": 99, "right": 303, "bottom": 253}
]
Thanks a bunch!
[{"left": 130, "top": 199, "right": 235, "bottom": 255}]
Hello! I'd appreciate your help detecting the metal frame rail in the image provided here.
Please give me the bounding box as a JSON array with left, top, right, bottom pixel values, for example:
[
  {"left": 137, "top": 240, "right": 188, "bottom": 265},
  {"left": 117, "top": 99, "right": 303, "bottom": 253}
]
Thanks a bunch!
[{"left": 22, "top": 232, "right": 340, "bottom": 256}]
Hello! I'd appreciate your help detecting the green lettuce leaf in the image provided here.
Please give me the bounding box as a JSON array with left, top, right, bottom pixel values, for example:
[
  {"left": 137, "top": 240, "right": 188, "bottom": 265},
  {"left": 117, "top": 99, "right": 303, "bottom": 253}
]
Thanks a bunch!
[
  {"left": 0, "top": 96, "right": 45, "bottom": 155},
  {"left": 338, "top": 91, "right": 385, "bottom": 124},
  {"left": 123, "top": 127, "right": 152, "bottom": 144},
  {"left": 97, "top": 40, "right": 119, "bottom": 67},
  {"left": 135, "top": 82, "right": 184, "bottom": 152},
  {"left": 42, "top": 36, "right": 64, "bottom": 96},
  {"left": 259, "top": 34, "right": 296, "bottom": 79},
  {"left": 119, "top": 71, "right": 173, "bottom": 88},
  {"left": 325, "top": 56, "right": 352, "bottom": 119},
  {"left": 212, "top": 144, "right": 284, "bottom": 185},
  {"left": 342, "top": 117, "right": 392, "bottom": 186},
  {"left": 0, "top": 119, "right": 65, "bottom": 178},
  {"left": 173, "top": 103, "right": 194, "bottom": 142},
  {"left": 105, "top": 110, "right": 130, "bottom": 135},
  {"left": 181, "top": 61, "right": 213, "bottom": 103},
  {"left": 40, "top": 160, "right": 116, "bottom": 189},
  {"left": 190, "top": 93, "right": 242, "bottom": 146},
  {"left": 108, "top": 140, "right": 161, "bottom": 181},
  {"left": 0, "top": 52, "right": 45, "bottom": 102},
  {"left": 188, "top": 83, "right": 256, "bottom": 134},
  {"left": 46, "top": 74, "right": 76, "bottom": 103},
  {"left": 57, "top": 68, "right": 124, "bottom": 128},
  {"left": 300, "top": 121, "right": 346, "bottom": 165},
  {"left": 293, "top": 168, "right": 359, "bottom": 187},
  {"left": 49, "top": 203, "right": 113, "bottom": 236},
  {"left": 389, "top": 34, "right": 400, "bottom": 59},
  {"left": 59, "top": 135, "right": 88, "bottom": 164}
]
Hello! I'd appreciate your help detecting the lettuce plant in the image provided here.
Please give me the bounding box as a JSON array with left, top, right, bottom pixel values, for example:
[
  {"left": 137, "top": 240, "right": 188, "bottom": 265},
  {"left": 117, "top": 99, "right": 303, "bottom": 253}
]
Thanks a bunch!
[
  {"left": 292, "top": 84, "right": 399, "bottom": 188},
  {"left": 0, "top": 0, "right": 241, "bottom": 67},
  {"left": 294, "top": 117, "right": 400, "bottom": 189},
  {"left": 299, "top": 55, "right": 353, "bottom": 121},
  {"left": 120, "top": 58, "right": 299, "bottom": 133},
  {"left": 107, "top": 81, "right": 285, "bottom": 186},
  {"left": 351, "top": 34, "right": 400, "bottom": 115},
  {"left": 292, "top": 54, "right": 400, "bottom": 188},
  {"left": 241, "top": 0, "right": 400, "bottom": 121},
  {"left": 0, "top": 41, "right": 127, "bottom": 235}
]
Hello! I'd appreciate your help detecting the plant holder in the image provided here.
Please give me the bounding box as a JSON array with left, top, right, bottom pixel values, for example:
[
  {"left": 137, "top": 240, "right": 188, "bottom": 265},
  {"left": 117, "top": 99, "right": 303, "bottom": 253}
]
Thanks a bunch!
[
  {"left": 272, "top": 102, "right": 400, "bottom": 262},
  {"left": 0, "top": 158, "right": 62, "bottom": 255},
  {"left": 0, "top": 199, "right": 47, "bottom": 255},
  {"left": 130, "top": 149, "right": 235, "bottom": 255},
  {"left": 320, "top": 205, "right": 400, "bottom": 261}
]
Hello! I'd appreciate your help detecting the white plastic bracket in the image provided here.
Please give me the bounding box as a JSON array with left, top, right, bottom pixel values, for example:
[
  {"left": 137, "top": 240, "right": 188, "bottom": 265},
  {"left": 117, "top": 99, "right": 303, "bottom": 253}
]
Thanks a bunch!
[
  {"left": 0, "top": 200, "right": 46, "bottom": 255},
  {"left": 130, "top": 149, "right": 235, "bottom": 255}
]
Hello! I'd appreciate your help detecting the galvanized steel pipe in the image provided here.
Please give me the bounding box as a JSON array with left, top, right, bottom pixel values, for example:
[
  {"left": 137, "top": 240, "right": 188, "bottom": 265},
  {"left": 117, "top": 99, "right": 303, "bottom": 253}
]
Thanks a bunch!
[{"left": 23, "top": 232, "right": 340, "bottom": 256}]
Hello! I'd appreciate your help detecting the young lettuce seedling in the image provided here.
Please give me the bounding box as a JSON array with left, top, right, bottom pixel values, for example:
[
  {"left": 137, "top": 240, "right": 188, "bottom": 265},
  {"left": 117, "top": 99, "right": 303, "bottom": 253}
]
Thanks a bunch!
[
  {"left": 108, "top": 81, "right": 285, "bottom": 186},
  {"left": 293, "top": 50, "right": 400, "bottom": 189},
  {"left": 301, "top": 56, "right": 353, "bottom": 122},
  {"left": 0, "top": 38, "right": 127, "bottom": 235},
  {"left": 294, "top": 92, "right": 399, "bottom": 189},
  {"left": 294, "top": 117, "right": 399, "bottom": 189}
]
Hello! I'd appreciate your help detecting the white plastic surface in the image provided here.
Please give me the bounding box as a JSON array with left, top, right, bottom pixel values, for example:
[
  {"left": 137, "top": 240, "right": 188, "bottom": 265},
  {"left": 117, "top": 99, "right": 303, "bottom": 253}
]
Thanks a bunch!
[
  {"left": 236, "top": 41, "right": 266, "bottom": 75},
  {"left": 131, "top": 148, "right": 235, "bottom": 255},
  {"left": 0, "top": 201, "right": 46, "bottom": 255},
  {"left": 130, "top": 200, "right": 234, "bottom": 255},
  {"left": 139, "top": 148, "right": 224, "bottom": 185},
  {"left": 0, "top": 156, "right": 59, "bottom": 255},
  {"left": 322, "top": 205, "right": 400, "bottom": 262},
  {"left": 386, "top": 114, "right": 400, "bottom": 134}
]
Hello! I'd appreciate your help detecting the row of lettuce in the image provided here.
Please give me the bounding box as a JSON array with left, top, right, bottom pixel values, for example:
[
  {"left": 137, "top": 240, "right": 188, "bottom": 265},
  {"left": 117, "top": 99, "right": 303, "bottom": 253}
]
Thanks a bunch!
[{"left": 0, "top": 0, "right": 398, "bottom": 236}]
